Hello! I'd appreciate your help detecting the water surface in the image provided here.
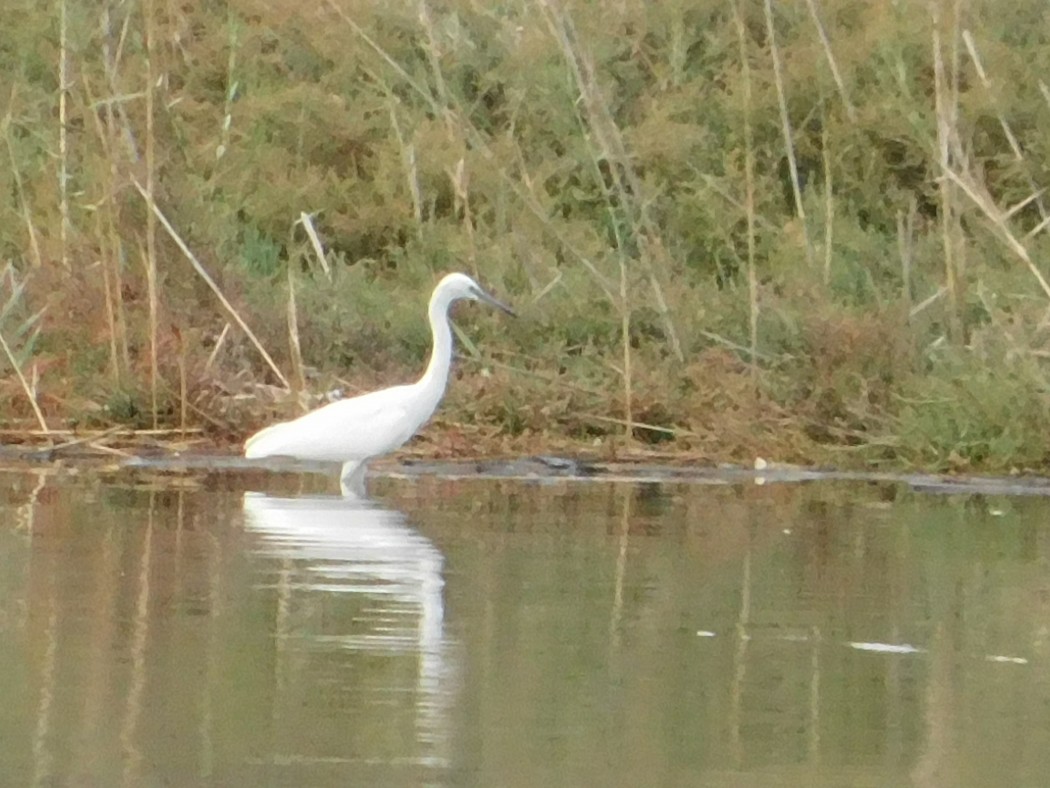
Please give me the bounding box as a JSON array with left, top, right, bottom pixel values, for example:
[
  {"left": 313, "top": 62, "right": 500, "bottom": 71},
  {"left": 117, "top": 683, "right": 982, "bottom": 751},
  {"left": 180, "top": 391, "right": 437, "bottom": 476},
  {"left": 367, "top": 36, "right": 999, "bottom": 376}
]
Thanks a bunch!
[{"left": 1, "top": 467, "right": 1049, "bottom": 786}]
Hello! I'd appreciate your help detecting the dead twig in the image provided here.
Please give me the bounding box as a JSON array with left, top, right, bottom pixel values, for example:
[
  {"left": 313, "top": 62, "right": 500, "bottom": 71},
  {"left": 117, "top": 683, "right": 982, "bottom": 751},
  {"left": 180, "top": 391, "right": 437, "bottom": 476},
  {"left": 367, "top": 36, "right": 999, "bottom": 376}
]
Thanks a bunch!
[
  {"left": 0, "top": 329, "right": 49, "bottom": 436},
  {"left": 803, "top": 0, "right": 856, "bottom": 121},
  {"left": 941, "top": 167, "right": 1050, "bottom": 301},
  {"left": 132, "top": 179, "right": 291, "bottom": 389}
]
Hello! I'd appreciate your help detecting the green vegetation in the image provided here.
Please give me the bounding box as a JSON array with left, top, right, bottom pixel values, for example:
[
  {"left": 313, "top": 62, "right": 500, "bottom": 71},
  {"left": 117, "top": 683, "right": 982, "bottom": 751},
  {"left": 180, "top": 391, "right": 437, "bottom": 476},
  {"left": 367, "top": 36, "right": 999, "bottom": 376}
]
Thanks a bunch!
[{"left": 2, "top": 0, "right": 1050, "bottom": 471}]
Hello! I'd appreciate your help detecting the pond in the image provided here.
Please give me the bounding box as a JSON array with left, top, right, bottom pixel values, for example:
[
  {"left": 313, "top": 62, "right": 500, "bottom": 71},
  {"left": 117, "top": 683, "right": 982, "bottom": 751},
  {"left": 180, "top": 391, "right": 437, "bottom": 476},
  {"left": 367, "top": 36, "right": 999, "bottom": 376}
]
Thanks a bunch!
[{"left": 1, "top": 464, "right": 1048, "bottom": 786}]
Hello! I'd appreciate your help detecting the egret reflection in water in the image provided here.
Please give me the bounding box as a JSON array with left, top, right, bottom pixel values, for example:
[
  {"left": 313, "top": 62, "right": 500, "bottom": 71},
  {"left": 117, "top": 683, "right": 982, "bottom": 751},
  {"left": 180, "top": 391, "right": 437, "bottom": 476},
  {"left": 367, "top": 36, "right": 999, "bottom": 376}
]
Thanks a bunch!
[{"left": 242, "top": 492, "right": 454, "bottom": 770}]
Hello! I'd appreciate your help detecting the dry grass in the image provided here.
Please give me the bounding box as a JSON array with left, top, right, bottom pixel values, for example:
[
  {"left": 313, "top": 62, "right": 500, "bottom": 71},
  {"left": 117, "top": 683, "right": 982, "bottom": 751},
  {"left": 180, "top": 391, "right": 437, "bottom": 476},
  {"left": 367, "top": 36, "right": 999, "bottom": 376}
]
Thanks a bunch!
[{"left": 0, "top": 0, "right": 1049, "bottom": 471}]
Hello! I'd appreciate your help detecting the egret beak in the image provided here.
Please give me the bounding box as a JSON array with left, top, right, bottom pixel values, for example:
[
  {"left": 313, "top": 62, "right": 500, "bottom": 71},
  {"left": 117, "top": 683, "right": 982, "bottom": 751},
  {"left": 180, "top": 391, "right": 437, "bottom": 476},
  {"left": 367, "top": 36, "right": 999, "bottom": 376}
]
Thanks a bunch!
[{"left": 474, "top": 286, "right": 517, "bottom": 317}]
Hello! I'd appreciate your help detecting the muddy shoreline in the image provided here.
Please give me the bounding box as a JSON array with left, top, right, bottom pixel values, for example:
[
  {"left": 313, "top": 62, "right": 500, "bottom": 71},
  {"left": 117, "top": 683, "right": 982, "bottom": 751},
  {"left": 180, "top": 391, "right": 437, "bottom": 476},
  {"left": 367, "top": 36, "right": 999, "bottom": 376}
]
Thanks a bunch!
[{"left": 2, "top": 439, "right": 1049, "bottom": 498}]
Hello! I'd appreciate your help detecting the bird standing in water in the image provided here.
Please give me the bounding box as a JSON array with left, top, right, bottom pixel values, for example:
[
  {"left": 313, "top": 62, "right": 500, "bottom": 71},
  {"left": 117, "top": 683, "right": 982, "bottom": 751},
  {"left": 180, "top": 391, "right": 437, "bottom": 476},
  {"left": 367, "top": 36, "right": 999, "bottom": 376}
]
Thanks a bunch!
[{"left": 245, "top": 273, "right": 514, "bottom": 496}]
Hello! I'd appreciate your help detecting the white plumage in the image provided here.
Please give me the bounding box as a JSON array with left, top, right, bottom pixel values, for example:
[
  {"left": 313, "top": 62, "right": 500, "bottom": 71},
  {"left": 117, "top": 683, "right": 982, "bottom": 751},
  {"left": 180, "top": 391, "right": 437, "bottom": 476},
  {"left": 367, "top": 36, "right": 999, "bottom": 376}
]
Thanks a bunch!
[{"left": 245, "top": 272, "right": 514, "bottom": 495}]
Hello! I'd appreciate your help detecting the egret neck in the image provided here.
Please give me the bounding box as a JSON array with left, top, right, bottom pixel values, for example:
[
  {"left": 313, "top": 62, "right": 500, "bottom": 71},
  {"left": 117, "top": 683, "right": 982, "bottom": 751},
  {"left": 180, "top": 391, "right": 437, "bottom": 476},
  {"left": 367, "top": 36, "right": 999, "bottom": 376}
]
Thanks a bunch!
[{"left": 415, "top": 284, "right": 456, "bottom": 414}]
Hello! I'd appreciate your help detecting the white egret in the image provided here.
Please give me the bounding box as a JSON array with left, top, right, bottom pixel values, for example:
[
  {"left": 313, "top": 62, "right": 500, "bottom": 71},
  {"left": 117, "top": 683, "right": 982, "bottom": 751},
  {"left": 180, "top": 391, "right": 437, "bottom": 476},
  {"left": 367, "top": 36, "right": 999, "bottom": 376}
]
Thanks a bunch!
[{"left": 244, "top": 272, "right": 514, "bottom": 495}]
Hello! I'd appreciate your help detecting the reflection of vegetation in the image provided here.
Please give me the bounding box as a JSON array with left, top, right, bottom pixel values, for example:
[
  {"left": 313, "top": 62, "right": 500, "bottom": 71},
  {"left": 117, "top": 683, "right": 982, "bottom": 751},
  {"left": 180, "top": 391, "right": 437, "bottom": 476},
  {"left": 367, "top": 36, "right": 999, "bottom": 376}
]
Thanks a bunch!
[
  {"left": 6, "top": 477, "right": 1050, "bottom": 781},
  {"left": 413, "top": 481, "right": 1050, "bottom": 783},
  {"left": 2, "top": 1, "right": 1050, "bottom": 468}
]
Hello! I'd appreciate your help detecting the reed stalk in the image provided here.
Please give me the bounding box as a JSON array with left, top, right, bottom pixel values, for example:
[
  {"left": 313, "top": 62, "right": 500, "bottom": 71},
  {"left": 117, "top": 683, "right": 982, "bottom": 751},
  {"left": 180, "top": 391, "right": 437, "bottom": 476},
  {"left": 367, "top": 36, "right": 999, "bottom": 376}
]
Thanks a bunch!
[
  {"left": 803, "top": 0, "right": 856, "bottom": 121},
  {"left": 733, "top": 0, "right": 760, "bottom": 385},
  {"left": 95, "top": 212, "right": 122, "bottom": 384},
  {"left": 3, "top": 107, "right": 44, "bottom": 270},
  {"left": 58, "top": 0, "right": 71, "bottom": 271},
  {"left": 764, "top": 0, "right": 814, "bottom": 267},
  {"left": 931, "top": 0, "right": 964, "bottom": 340},
  {"left": 84, "top": 15, "right": 133, "bottom": 381},
  {"left": 897, "top": 198, "right": 917, "bottom": 308},
  {"left": 144, "top": 0, "right": 159, "bottom": 428},
  {"left": 449, "top": 158, "right": 479, "bottom": 280},
  {"left": 215, "top": 11, "right": 237, "bottom": 165},
  {"left": 296, "top": 213, "right": 332, "bottom": 279},
  {"left": 82, "top": 71, "right": 131, "bottom": 379},
  {"left": 418, "top": 0, "right": 454, "bottom": 136},
  {"left": 618, "top": 251, "right": 633, "bottom": 445},
  {"left": 286, "top": 230, "right": 306, "bottom": 407},
  {"left": 176, "top": 326, "right": 187, "bottom": 437},
  {"left": 386, "top": 98, "right": 424, "bottom": 237},
  {"left": 821, "top": 108, "right": 834, "bottom": 288}
]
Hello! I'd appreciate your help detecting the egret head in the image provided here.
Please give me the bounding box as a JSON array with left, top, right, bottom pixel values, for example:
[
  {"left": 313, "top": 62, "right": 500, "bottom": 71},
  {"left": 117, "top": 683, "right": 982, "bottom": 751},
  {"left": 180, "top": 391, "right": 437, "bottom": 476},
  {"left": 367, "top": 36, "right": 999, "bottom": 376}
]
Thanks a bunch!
[{"left": 435, "top": 272, "right": 516, "bottom": 316}]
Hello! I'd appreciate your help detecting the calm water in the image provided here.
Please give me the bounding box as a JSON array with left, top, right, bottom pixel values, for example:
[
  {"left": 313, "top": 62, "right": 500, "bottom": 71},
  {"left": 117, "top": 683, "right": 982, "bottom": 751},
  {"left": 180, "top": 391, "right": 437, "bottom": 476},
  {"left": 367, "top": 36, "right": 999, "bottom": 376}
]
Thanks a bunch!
[{"left": 2, "top": 467, "right": 1050, "bottom": 786}]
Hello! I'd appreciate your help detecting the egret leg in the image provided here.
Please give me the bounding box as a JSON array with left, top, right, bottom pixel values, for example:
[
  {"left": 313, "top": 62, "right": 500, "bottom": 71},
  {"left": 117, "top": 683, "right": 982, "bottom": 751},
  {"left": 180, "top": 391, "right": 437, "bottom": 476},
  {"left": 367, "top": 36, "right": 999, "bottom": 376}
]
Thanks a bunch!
[{"left": 339, "top": 460, "right": 368, "bottom": 498}]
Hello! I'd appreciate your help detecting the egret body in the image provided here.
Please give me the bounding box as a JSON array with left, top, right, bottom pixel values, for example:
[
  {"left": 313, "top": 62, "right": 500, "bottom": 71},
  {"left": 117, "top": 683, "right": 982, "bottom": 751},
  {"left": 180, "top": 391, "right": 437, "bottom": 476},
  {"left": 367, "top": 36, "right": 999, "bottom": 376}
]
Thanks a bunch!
[{"left": 244, "top": 273, "right": 514, "bottom": 495}]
